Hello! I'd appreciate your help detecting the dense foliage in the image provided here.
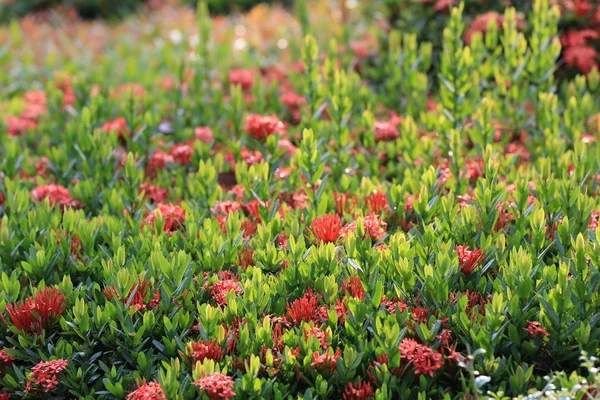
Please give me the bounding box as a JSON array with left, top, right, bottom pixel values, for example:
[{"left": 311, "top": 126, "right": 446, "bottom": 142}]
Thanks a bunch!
[{"left": 1, "top": 0, "right": 600, "bottom": 399}]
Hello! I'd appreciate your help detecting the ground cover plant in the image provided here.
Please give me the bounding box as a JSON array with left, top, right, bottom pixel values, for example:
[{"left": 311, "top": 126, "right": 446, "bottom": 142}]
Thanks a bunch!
[{"left": 1, "top": 0, "right": 600, "bottom": 399}]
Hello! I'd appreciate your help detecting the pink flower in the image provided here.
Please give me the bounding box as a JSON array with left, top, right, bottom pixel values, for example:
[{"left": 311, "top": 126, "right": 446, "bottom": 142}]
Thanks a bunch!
[
  {"left": 399, "top": 338, "right": 443, "bottom": 376},
  {"left": 342, "top": 380, "right": 374, "bottom": 400},
  {"left": 464, "top": 12, "right": 504, "bottom": 45},
  {"left": 229, "top": 69, "right": 254, "bottom": 91},
  {"left": 144, "top": 204, "right": 186, "bottom": 233},
  {"left": 4, "top": 116, "right": 37, "bottom": 136},
  {"left": 280, "top": 92, "right": 306, "bottom": 110},
  {"left": 341, "top": 215, "right": 387, "bottom": 242},
  {"left": 24, "top": 359, "right": 68, "bottom": 393},
  {"left": 139, "top": 183, "right": 169, "bottom": 204},
  {"left": 169, "top": 143, "right": 193, "bottom": 165},
  {"left": 100, "top": 117, "right": 130, "bottom": 139},
  {"left": 244, "top": 114, "right": 286, "bottom": 140},
  {"left": 194, "top": 126, "right": 214, "bottom": 143},
  {"left": 127, "top": 379, "right": 167, "bottom": 400},
  {"left": 211, "top": 279, "right": 243, "bottom": 305},
  {"left": 524, "top": 321, "right": 550, "bottom": 338},
  {"left": 374, "top": 121, "right": 399, "bottom": 142},
  {"left": 192, "top": 373, "right": 235, "bottom": 400},
  {"left": 31, "top": 184, "right": 82, "bottom": 208}
]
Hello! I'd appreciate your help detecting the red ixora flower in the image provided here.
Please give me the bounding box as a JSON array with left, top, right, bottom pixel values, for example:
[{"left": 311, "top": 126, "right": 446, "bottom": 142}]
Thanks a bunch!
[
  {"left": 342, "top": 276, "right": 365, "bottom": 299},
  {"left": 144, "top": 203, "right": 186, "bottom": 234},
  {"left": 24, "top": 359, "right": 68, "bottom": 394},
  {"left": 194, "top": 126, "right": 214, "bottom": 143},
  {"left": 192, "top": 373, "right": 235, "bottom": 400},
  {"left": 100, "top": 117, "right": 130, "bottom": 140},
  {"left": 399, "top": 338, "right": 443, "bottom": 376},
  {"left": 455, "top": 245, "right": 485, "bottom": 274},
  {"left": 104, "top": 277, "right": 160, "bottom": 312},
  {"left": 341, "top": 215, "right": 388, "bottom": 242},
  {"left": 187, "top": 340, "right": 224, "bottom": 364},
  {"left": 286, "top": 288, "right": 320, "bottom": 324},
  {"left": 342, "top": 380, "right": 374, "bottom": 400},
  {"left": 210, "top": 279, "right": 243, "bottom": 306},
  {"left": 309, "top": 214, "right": 342, "bottom": 243},
  {"left": 374, "top": 121, "right": 400, "bottom": 142},
  {"left": 464, "top": 12, "right": 505, "bottom": 45},
  {"left": 0, "top": 349, "right": 15, "bottom": 371},
  {"left": 126, "top": 379, "right": 167, "bottom": 400},
  {"left": 244, "top": 114, "right": 286, "bottom": 140},
  {"left": 524, "top": 321, "right": 550, "bottom": 338},
  {"left": 139, "top": 183, "right": 169, "bottom": 204},
  {"left": 280, "top": 92, "right": 306, "bottom": 110},
  {"left": 228, "top": 68, "right": 254, "bottom": 91},
  {"left": 3, "top": 287, "right": 67, "bottom": 335},
  {"left": 31, "top": 184, "right": 82, "bottom": 208},
  {"left": 311, "top": 349, "right": 341, "bottom": 374},
  {"left": 5, "top": 115, "right": 37, "bottom": 136}
]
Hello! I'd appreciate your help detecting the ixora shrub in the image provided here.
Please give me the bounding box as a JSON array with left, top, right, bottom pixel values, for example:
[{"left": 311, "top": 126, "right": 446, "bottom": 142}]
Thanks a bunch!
[{"left": 0, "top": 0, "right": 600, "bottom": 398}]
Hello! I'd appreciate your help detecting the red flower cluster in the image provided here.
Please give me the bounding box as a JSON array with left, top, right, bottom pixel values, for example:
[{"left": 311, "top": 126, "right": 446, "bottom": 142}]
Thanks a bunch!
[
  {"left": 31, "top": 184, "right": 82, "bottom": 208},
  {"left": 524, "top": 321, "right": 550, "bottom": 338},
  {"left": 0, "top": 349, "right": 15, "bottom": 371},
  {"left": 399, "top": 338, "right": 443, "bottom": 376},
  {"left": 341, "top": 215, "right": 388, "bottom": 242},
  {"left": 195, "top": 126, "right": 215, "bottom": 143},
  {"left": 373, "top": 121, "right": 400, "bottom": 142},
  {"left": 311, "top": 349, "right": 341, "bottom": 374},
  {"left": 464, "top": 12, "right": 505, "bottom": 45},
  {"left": 187, "top": 340, "right": 224, "bottom": 364},
  {"left": 192, "top": 373, "right": 235, "bottom": 400},
  {"left": 104, "top": 277, "right": 160, "bottom": 312},
  {"left": 244, "top": 114, "right": 286, "bottom": 140},
  {"left": 126, "top": 379, "right": 167, "bottom": 400},
  {"left": 561, "top": 30, "right": 599, "bottom": 74},
  {"left": 100, "top": 117, "right": 130, "bottom": 140},
  {"left": 309, "top": 214, "right": 342, "bottom": 243},
  {"left": 144, "top": 203, "right": 186, "bottom": 233},
  {"left": 24, "top": 359, "right": 68, "bottom": 393},
  {"left": 364, "top": 191, "right": 389, "bottom": 215},
  {"left": 210, "top": 279, "right": 243, "bottom": 305},
  {"left": 4, "top": 287, "right": 67, "bottom": 335},
  {"left": 286, "top": 288, "right": 320, "bottom": 324},
  {"left": 140, "top": 183, "right": 169, "bottom": 204},
  {"left": 342, "top": 380, "right": 374, "bottom": 400},
  {"left": 228, "top": 69, "right": 254, "bottom": 91},
  {"left": 342, "top": 276, "right": 365, "bottom": 299},
  {"left": 456, "top": 245, "right": 485, "bottom": 274}
]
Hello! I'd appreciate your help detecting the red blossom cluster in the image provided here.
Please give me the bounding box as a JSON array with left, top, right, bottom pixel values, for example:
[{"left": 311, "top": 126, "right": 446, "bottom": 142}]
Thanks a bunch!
[
  {"left": 24, "top": 359, "right": 68, "bottom": 393},
  {"left": 144, "top": 203, "right": 186, "bottom": 233},
  {"left": 104, "top": 277, "right": 160, "bottom": 312},
  {"left": 399, "top": 338, "right": 443, "bottom": 376},
  {"left": 309, "top": 214, "right": 343, "bottom": 243},
  {"left": 455, "top": 245, "right": 485, "bottom": 274},
  {"left": 192, "top": 373, "right": 236, "bottom": 400},
  {"left": 524, "top": 320, "right": 550, "bottom": 338},
  {"left": 100, "top": 117, "right": 130, "bottom": 139},
  {"left": 3, "top": 287, "right": 67, "bottom": 335},
  {"left": 244, "top": 114, "right": 286, "bottom": 140},
  {"left": 126, "top": 379, "right": 167, "bottom": 400},
  {"left": 187, "top": 340, "right": 224, "bottom": 364},
  {"left": 341, "top": 214, "right": 388, "bottom": 242},
  {"left": 31, "top": 184, "right": 83, "bottom": 208},
  {"left": 342, "top": 380, "right": 374, "bottom": 400}
]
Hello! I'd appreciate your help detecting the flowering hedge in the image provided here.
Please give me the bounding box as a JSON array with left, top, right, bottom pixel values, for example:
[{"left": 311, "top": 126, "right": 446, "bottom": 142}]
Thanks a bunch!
[{"left": 1, "top": 0, "right": 600, "bottom": 399}]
